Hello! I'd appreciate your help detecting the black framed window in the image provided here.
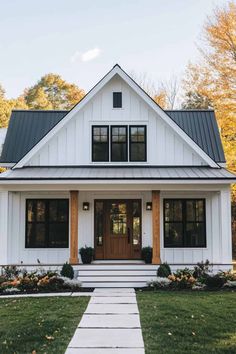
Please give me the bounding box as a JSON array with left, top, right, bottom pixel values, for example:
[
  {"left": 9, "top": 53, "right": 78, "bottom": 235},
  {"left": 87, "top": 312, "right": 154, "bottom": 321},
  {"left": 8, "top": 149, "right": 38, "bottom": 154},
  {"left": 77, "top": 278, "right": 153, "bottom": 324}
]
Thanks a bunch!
[
  {"left": 26, "top": 199, "right": 69, "bottom": 248},
  {"left": 164, "top": 199, "right": 206, "bottom": 248},
  {"left": 130, "top": 126, "right": 146, "bottom": 161},
  {"left": 111, "top": 126, "right": 127, "bottom": 162},
  {"left": 92, "top": 126, "right": 109, "bottom": 162},
  {"left": 113, "top": 92, "right": 122, "bottom": 108}
]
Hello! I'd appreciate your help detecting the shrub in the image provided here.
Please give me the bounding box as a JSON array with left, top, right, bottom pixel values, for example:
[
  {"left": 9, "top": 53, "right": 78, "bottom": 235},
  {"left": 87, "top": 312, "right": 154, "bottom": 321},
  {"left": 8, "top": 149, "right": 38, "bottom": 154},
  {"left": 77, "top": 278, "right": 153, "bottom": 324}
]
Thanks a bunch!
[
  {"left": 157, "top": 263, "right": 171, "bottom": 277},
  {"left": 204, "top": 274, "right": 226, "bottom": 289},
  {"left": 141, "top": 247, "right": 153, "bottom": 264},
  {"left": 17, "top": 276, "right": 38, "bottom": 292},
  {"left": 168, "top": 268, "right": 196, "bottom": 289},
  {"left": 2, "top": 266, "right": 20, "bottom": 280},
  {"left": 193, "top": 260, "right": 212, "bottom": 279},
  {"left": 37, "top": 275, "right": 64, "bottom": 291},
  {"left": 60, "top": 276, "right": 82, "bottom": 290},
  {"left": 61, "top": 263, "right": 74, "bottom": 279},
  {"left": 224, "top": 280, "right": 236, "bottom": 288},
  {"left": 3, "top": 287, "right": 20, "bottom": 294},
  {"left": 218, "top": 270, "right": 236, "bottom": 282},
  {"left": 79, "top": 246, "right": 94, "bottom": 264},
  {"left": 147, "top": 277, "right": 171, "bottom": 290}
]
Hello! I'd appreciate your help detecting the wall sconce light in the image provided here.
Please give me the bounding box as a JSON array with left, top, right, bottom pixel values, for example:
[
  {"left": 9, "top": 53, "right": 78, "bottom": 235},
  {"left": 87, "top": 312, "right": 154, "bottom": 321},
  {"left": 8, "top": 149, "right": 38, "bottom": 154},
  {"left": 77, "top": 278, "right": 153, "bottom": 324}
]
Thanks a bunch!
[
  {"left": 146, "top": 202, "right": 152, "bottom": 211},
  {"left": 83, "top": 202, "right": 90, "bottom": 211}
]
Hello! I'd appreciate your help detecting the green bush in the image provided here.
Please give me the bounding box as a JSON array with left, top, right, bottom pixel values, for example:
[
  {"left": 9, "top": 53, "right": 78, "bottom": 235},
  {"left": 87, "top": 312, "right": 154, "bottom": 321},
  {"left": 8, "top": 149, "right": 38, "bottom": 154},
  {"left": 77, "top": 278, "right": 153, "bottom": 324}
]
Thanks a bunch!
[
  {"left": 157, "top": 263, "right": 171, "bottom": 277},
  {"left": 204, "top": 274, "right": 226, "bottom": 289},
  {"left": 2, "top": 266, "right": 20, "bottom": 280},
  {"left": 193, "top": 260, "right": 212, "bottom": 279},
  {"left": 60, "top": 263, "right": 74, "bottom": 279},
  {"left": 141, "top": 247, "right": 153, "bottom": 264},
  {"left": 79, "top": 246, "right": 94, "bottom": 264}
]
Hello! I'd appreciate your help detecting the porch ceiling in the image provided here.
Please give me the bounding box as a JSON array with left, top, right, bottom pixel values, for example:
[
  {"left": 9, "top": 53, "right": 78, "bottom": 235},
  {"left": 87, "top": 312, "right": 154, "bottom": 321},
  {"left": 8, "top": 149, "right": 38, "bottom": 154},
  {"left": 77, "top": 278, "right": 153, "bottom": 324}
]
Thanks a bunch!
[{"left": 0, "top": 166, "right": 235, "bottom": 181}]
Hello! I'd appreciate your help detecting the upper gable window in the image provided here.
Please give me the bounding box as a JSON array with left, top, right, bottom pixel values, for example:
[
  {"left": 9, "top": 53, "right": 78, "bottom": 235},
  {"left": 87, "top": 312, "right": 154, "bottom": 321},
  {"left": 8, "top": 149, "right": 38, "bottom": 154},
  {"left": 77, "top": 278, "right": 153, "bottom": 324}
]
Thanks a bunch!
[
  {"left": 113, "top": 92, "right": 122, "bottom": 108},
  {"left": 111, "top": 126, "right": 127, "bottom": 162},
  {"left": 130, "top": 126, "right": 146, "bottom": 162},
  {"left": 92, "top": 126, "right": 109, "bottom": 162},
  {"left": 92, "top": 125, "right": 147, "bottom": 163}
]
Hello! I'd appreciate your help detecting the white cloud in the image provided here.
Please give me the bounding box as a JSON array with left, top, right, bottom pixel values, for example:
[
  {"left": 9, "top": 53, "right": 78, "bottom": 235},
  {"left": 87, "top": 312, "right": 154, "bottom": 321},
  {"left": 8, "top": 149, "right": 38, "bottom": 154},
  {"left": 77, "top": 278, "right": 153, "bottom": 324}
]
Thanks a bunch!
[{"left": 70, "top": 47, "right": 101, "bottom": 63}]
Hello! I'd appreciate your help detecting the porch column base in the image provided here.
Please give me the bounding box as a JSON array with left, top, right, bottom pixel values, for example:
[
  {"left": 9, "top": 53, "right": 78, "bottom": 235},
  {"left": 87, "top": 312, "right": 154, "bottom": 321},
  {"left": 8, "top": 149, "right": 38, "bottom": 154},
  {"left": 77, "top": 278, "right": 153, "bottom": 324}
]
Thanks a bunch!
[
  {"left": 152, "top": 190, "right": 161, "bottom": 264},
  {"left": 69, "top": 191, "right": 79, "bottom": 264}
]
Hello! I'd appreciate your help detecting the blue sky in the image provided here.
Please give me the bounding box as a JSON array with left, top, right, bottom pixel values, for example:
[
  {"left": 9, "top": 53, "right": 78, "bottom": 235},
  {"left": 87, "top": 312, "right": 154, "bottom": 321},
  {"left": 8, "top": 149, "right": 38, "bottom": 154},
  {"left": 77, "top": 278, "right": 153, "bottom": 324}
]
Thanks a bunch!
[{"left": 0, "top": 0, "right": 229, "bottom": 98}]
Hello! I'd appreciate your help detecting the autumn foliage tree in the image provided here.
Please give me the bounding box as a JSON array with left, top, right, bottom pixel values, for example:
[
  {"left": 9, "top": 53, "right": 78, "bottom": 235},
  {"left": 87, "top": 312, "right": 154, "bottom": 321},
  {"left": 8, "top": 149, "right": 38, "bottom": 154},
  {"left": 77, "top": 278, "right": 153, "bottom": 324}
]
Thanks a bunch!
[
  {"left": 182, "top": 1, "right": 236, "bottom": 199},
  {"left": 24, "top": 74, "right": 85, "bottom": 110},
  {"left": 0, "top": 85, "right": 28, "bottom": 128}
]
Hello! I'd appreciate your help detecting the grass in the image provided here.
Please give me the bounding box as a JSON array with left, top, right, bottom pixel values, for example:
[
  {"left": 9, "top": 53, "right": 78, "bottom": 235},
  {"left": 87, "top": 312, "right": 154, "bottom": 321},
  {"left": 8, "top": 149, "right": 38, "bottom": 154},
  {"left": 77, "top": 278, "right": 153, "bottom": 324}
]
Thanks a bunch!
[
  {"left": 0, "top": 296, "right": 89, "bottom": 354},
  {"left": 137, "top": 291, "right": 236, "bottom": 354}
]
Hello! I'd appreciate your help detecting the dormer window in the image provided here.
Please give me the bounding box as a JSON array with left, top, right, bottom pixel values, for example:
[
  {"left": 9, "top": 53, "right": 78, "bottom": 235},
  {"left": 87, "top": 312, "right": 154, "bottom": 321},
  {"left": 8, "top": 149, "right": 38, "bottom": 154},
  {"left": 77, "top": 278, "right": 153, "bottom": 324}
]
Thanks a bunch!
[
  {"left": 111, "top": 126, "right": 127, "bottom": 162},
  {"left": 92, "top": 125, "right": 147, "bottom": 163},
  {"left": 113, "top": 92, "right": 122, "bottom": 108},
  {"left": 130, "top": 126, "right": 146, "bottom": 162},
  {"left": 92, "top": 126, "right": 109, "bottom": 162}
]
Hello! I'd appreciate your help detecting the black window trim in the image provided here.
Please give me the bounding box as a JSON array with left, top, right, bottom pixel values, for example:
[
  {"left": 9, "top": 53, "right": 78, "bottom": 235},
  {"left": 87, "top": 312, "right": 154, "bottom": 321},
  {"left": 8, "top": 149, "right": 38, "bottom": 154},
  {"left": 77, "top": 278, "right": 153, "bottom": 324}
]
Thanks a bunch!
[
  {"left": 25, "top": 198, "right": 69, "bottom": 249},
  {"left": 110, "top": 125, "right": 128, "bottom": 162},
  {"left": 129, "top": 125, "right": 147, "bottom": 162},
  {"left": 92, "top": 125, "right": 109, "bottom": 162},
  {"left": 163, "top": 198, "right": 206, "bottom": 248}
]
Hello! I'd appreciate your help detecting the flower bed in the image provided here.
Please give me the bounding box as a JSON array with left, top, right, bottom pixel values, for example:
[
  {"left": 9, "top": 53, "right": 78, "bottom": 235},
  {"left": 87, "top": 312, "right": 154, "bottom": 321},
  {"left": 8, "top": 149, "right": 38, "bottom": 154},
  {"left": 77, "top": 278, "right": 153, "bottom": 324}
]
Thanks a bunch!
[
  {"left": 0, "top": 266, "right": 93, "bottom": 295},
  {"left": 145, "top": 262, "right": 236, "bottom": 291}
]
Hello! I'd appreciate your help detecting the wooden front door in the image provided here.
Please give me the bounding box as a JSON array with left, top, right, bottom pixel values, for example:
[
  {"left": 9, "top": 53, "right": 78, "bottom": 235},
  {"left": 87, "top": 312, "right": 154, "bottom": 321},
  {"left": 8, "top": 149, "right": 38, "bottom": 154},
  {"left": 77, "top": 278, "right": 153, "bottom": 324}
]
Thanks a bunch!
[{"left": 94, "top": 199, "right": 142, "bottom": 260}]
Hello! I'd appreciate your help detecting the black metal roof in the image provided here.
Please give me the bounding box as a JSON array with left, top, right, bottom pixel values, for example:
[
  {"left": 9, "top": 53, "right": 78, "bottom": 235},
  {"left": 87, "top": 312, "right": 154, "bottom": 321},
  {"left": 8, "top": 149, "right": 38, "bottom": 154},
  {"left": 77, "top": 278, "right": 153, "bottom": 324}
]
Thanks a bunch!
[
  {"left": 166, "top": 110, "right": 225, "bottom": 163},
  {"left": 0, "top": 109, "right": 225, "bottom": 163},
  {"left": 0, "top": 166, "right": 235, "bottom": 180}
]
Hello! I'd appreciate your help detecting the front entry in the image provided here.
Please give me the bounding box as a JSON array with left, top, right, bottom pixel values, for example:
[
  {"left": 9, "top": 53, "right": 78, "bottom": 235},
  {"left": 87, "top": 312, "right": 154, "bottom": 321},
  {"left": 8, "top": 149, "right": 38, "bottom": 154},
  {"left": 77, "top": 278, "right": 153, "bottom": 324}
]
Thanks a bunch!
[{"left": 94, "top": 199, "right": 142, "bottom": 259}]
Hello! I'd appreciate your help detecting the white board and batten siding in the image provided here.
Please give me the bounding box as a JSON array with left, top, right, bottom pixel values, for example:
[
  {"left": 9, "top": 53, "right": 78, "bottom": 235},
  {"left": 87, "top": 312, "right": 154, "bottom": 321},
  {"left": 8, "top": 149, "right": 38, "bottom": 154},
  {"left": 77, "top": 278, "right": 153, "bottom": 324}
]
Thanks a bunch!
[
  {"left": 3, "top": 188, "right": 232, "bottom": 269},
  {"left": 27, "top": 76, "right": 206, "bottom": 167}
]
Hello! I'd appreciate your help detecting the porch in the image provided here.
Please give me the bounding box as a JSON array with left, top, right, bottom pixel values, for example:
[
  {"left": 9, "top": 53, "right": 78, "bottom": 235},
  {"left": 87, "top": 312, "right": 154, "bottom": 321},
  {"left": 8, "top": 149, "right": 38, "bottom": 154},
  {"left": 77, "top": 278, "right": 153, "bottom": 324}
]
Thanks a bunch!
[{"left": 0, "top": 183, "right": 233, "bottom": 275}]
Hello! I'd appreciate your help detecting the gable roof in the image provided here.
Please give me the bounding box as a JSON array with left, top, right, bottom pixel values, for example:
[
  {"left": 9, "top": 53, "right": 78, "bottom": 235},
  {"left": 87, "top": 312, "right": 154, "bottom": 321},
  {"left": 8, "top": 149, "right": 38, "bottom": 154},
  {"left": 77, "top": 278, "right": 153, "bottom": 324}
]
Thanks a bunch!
[{"left": 0, "top": 109, "right": 225, "bottom": 164}]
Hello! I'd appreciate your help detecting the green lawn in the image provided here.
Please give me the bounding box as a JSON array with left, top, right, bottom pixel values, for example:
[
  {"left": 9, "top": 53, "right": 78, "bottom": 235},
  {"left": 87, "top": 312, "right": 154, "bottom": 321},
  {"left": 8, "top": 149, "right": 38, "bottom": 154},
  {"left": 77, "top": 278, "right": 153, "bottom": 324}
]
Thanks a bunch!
[
  {"left": 0, "top": 296, "right": 89, "bottom": 354},
  {"left": 137, "top": 291, "right": 236, "bottom": 354}
]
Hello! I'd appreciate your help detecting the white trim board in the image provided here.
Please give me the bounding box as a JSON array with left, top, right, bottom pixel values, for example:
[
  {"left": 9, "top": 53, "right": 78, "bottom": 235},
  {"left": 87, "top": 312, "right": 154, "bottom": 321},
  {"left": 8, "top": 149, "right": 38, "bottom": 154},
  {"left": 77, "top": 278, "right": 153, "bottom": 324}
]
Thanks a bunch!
[{"left": 13, "top": 65, "right": 219, "bottom": 169}]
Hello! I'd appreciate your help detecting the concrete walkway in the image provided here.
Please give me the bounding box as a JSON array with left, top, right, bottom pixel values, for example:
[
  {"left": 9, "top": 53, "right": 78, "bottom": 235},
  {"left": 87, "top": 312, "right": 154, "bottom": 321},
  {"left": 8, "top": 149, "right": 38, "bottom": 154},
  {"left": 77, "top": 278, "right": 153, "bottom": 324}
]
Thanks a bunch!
[{"left": 65, "top": 288, "right": 145, "bottom": 354}]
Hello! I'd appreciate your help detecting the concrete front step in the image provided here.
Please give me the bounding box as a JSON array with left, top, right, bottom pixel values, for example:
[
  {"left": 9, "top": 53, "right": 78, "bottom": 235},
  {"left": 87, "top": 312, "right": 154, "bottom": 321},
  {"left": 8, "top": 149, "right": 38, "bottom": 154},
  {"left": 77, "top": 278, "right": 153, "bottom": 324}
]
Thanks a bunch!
[
  {"left": 78, "top": 270, "right": 157, "bottom": 276},
  {"left": 77, "top": 264, "right": 157, "bottom": 287},
  {"left": 76, "top": 264, "right": 157, "bottom": 270},
  {"left": 80, "top": 282, "right": 150, "bottom": 288},
  {"left": 80, "top": 276, "right": 156, "bottom": 282}
]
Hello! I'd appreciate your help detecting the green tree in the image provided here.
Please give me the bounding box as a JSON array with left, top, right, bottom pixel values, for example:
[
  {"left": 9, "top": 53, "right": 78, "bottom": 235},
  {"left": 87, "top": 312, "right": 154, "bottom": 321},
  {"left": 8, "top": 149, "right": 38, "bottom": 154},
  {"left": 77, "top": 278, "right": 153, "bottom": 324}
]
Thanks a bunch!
[{"left": 24, "top": 74, "right": 85, "bottom": 110}]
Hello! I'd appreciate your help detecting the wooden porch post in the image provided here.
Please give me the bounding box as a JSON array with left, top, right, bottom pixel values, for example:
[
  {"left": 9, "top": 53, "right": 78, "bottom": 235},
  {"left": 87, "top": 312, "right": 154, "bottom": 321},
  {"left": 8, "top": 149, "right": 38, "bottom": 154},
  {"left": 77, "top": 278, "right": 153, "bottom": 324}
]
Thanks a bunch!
[
  {"left": 152, "top": 190, "right": 161, "bottom": 264},
  {"left": 69, "top": 191, "right": 79, "bottom": 264}
]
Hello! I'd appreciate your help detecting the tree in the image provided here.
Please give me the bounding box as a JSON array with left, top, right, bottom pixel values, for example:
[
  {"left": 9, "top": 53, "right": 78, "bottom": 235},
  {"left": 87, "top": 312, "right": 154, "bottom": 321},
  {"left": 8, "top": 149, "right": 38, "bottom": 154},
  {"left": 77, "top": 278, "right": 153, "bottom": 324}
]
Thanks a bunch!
[
  {"left": 182, "top": 91, "right": 212, "bottom": 109},
  {"left": 181, "top": 1, "right": 236, "bottom": 200},
  {"left": 129, "top": 71, "right": 169, "bottom": 108},
  {"left": 24, "top": 74, "right": 85, "bottom": 110},
  {"left": 159, "top": 76, "right": 179, "bottom": 109},
  {"left": 0, "top": 83, "right": 28, "bottom": 128}
]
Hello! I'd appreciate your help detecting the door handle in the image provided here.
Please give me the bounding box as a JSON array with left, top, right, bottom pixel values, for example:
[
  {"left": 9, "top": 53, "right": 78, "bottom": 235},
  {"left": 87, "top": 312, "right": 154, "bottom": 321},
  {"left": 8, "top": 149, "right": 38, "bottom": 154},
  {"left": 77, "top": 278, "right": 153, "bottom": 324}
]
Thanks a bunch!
[{"left": 127, "top": 227, "right": 131, "bottom": 244}]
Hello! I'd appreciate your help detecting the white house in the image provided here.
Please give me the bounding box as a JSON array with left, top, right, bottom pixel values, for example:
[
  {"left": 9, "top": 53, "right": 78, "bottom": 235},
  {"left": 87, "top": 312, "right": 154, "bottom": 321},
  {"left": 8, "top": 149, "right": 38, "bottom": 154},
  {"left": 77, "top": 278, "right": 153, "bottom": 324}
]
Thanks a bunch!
[
  {"left": 0, "top": 128, "right": 7, "bottom": 156},
  {"left": 0, "top": 65, "right": 235, "bottom": 287}
]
